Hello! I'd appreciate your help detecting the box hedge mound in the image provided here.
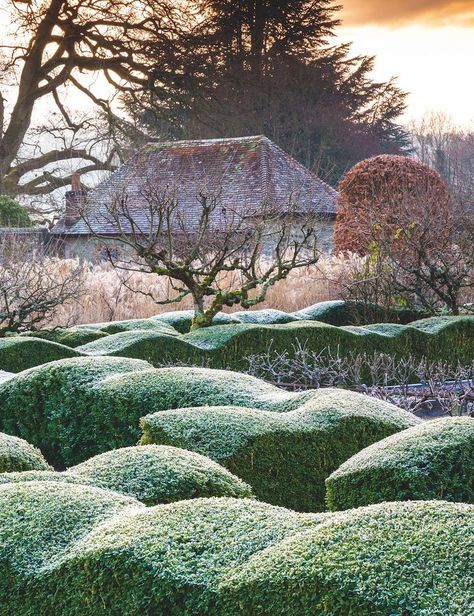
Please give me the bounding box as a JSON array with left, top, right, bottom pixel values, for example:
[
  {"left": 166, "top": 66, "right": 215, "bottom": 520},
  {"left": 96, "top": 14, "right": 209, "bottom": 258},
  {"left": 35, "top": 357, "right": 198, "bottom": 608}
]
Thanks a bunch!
[
  {"left": 78, "top": 315, "right": 474, "bottom": 369},
  {"left": 217, "top": 500, "right": 474, "bottom": 615},
  {"left": 0, "top": 481, "right": 141, "bottom": 603},
  {"left": 3, "top": 496, "right": 472, "bottom": 615},
  {"left": 67, "top": 445, "right": 254, "bottom": 504},
  {"left": 0, "top": 432, "right": 52, "bottom": 473},
  {"left": 0, "top": 337, "right": 82, "bottom": 372},
  {"left": 20, "top": 327, "right": 109, "bottom": 347},
  {"left": 0, "top": 362, "right": 416, "bottom": 473},
  {"left": 140, "top": 392, "right": 419, "bottom": 512},
  {"left": 0, "top": 356, "right": 152, "bottom": 467},
  {"left": 326, "top": 417, "right": 474, "bottom": 510}
]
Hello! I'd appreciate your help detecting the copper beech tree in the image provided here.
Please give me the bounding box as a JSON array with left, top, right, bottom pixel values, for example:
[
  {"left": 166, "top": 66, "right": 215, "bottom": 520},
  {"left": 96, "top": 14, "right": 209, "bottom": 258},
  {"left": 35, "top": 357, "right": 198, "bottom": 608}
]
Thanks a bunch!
[
  {"left": 337, "top": 155, "right": 474, "bottom": 315},
  {"left": 334, "top": 155, "right": 450, "bottom": 256},
  {"left": 89, "top": 187, "right": 320, "bottom": 329}
]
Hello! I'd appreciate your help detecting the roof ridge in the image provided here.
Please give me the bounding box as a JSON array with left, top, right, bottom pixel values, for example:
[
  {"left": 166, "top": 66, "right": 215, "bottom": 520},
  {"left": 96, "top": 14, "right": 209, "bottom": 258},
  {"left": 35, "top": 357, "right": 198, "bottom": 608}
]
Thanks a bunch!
[
  {"left": 143, "top": 135, "right": 267, "bottom": 150},
  {"left": 265, "top": 139, "right": 338, "bottom": 196}
]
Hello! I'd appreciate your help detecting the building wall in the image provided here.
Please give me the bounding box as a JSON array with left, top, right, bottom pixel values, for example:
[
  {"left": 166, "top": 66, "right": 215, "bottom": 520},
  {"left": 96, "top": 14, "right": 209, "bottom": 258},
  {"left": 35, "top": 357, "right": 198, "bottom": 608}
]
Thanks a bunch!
[{"left": 57, "top": 217, "right": 335, "bottom": 262}]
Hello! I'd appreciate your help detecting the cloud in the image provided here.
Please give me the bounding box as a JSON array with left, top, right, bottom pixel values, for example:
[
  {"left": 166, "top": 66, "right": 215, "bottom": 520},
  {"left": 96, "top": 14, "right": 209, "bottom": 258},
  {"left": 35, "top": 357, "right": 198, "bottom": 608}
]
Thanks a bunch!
[{"left": 339, "top": 0, "right": 474, "bottom": 27}]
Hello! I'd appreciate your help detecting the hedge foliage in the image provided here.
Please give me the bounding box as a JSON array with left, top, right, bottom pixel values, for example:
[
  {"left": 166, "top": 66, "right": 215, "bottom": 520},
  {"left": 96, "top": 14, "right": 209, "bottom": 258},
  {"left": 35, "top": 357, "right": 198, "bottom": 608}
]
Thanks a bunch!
[
  {"left": 0, "top": 445, "right": 253, "bottom": 505},
  {"left": 7, "top": 305, "right": 471, "bottom": 372},
  {"left": 0, "top": 361, "right": 416, "bottom": 475},
  {"left": 0, "top": 337, "right": 81, "bottom": 372},
  {"left": 20, "top": 327, "right": 109, "bottom": 347},
  {"left": 67, "top": 445, "right": 254, "bottom": 504},
  {"left": 1, "top": 490, "right": 472, "bottom": 615},
  {"left": 78, "top": 314, "right": 474, "bottom": 369},
  {"left": 0, "top": 356, "right": 151, "bottom": 467},
  {"left": 140, "top": 391, "right": 418, "bottom": 512},
  {"left": 0, "top": 432, "right": 51, "bottom": 473},
  {"left": 326, "top": 417, "right": 474, "bottom": 510}
]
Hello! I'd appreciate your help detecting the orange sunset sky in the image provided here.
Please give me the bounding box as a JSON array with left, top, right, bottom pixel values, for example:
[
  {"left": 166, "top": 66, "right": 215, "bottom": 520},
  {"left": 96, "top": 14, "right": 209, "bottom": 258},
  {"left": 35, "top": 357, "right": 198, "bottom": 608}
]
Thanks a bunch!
[{"left": 336, "top": 0, "right": 474, "bottom": 126}]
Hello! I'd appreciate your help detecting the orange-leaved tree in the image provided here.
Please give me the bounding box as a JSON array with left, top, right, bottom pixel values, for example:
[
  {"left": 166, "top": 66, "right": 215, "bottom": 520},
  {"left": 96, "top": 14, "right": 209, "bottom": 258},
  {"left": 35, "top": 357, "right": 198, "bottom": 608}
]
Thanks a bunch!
[{"left": 334, "top": 155, "right": 450, "bottom": 256}]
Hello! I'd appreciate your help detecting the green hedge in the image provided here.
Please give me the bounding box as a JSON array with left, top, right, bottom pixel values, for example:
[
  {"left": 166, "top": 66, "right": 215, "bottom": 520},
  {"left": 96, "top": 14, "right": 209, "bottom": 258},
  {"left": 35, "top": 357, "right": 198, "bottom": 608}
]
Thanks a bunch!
[
  {"left": 0, "top": 432, "right": 51, "bottom": 473},
  {"left": 0, "top": 337, "right": 81, "bottom": 372},
  {"left": 217, "top": 500, "right": 474, "bottom": 615},
  {"left": 77, "top": 315, "right": 474, "bottom": 370},
  {"left": 20, "top": 327, "right": 109, "bottom": 347},
  {"left": 0, "top": 356, "right": 152, "bottom": 467},
  {"left": 67, "top": 445, "right": 253, "bottom": 504},
  {"left": 1, "top": 491, "right": 472, "bottom": 615},
  {"left": 0, "top": 361, "right": 416, "bottom": 472},
  {"left": 0, "top": 445, "right": 253, "bottom": 505},
  {"left": 326, "top": 417, "right": 474, "bottom": 510},
  {"left": 140, "top": 392, "right": 418, "bottom": 512}
]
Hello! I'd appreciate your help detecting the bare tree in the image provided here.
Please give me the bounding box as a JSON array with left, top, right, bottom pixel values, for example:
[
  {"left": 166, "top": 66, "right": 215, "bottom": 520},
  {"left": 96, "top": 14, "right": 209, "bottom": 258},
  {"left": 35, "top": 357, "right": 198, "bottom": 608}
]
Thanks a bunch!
[
  {"left": 0, "top": 0, "right": 188, "bottom": 197},
  {"left": 343, "top": 192, "right": 474, "bottom": 316},
  {"left": 90, "top": 186, "right": 321, "bottom": 329},
  {"left": 0, "top": 232, "right": 83, "bottom": 336},
  {"left": 410, "top": 112, "right": 474, "bottom": 209}
]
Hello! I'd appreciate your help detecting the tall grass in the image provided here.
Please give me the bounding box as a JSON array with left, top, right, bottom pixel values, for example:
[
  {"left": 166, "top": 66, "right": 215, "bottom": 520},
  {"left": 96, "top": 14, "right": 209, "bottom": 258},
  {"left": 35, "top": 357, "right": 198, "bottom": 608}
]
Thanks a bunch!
[{"left": 49, "top": 256, "right": 350, "bottom": 326}]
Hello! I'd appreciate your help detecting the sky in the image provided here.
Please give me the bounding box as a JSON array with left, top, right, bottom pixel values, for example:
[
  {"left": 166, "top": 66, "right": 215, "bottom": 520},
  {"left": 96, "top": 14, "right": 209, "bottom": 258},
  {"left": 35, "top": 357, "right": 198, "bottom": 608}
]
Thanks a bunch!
[
  {"left": 1, "top": 0, "right": 473, "bottom": 129},
  {"left": 335, "top": 0, "right": 474, "bottom": 127}
]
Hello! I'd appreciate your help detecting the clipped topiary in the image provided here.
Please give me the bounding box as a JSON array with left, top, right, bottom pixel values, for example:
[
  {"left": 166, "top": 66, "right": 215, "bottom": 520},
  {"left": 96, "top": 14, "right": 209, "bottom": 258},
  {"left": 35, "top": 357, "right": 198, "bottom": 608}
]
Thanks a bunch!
[
  {"left": 76, "top": 316, "right": 474, "bottom": 370},
  {"left": 217, "top": 500, "right": 474, "bottom": 615},
  {"left": 0, "top": 362, "right": 417, "bottom": 472},
  {"left": 67, "top": 445, "right": 254, "bottom": 504},
  {"left": 140, "top": 392, "right": 419, "bottom": 511},
  {"left": 0, "top": 337, "right": 82, "bottom": 372},
  {"left": 326, "top": 417, "right": 474, "bottom": 510},
  {"left": 334, "top": 154, "right": 450, "bottom": 255},
  {"left": 20, "top": 327, "right": 109, "bottom": 348},
  {"left": 0, "top": 481, "right": 141, "bottom": 607},
  {"left": 0, "top": 356, "right": 152, "bottom": 467},
  {"left": 2, "top": 495, "right": 472, "bottom": 615},
  {"left": 0, "top": 432, "right": 51, "bottom": 473}
]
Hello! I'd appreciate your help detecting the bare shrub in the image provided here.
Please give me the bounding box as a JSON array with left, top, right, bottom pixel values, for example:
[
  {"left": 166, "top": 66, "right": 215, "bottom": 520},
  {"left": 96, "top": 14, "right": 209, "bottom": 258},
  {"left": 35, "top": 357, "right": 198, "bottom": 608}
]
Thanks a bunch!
[
  {"left": 0, "top": 235, "right": 83, "bottom": 336},
  {"left": 246, "top": 343, "right": 474, "bottom": 417}
]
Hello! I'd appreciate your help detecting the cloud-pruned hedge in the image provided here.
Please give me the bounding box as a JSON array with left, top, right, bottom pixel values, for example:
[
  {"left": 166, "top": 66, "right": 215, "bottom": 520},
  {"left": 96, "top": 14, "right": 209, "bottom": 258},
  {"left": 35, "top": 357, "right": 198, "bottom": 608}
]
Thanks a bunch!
[
  {"left": 326, "top": 417, "right": 474, "bottom": 510},
  {"left": 0, "top": 432, "right": 52, "bottom": 473},
  {"left": 0, "top": 337, "right": 81, "bottom": 372},
  {"left": 20, "top": 326, "right": 109, "bottom": 347},
  {"left": 78, "top": 315, "right": 474, "bottom": 369},
  {"left": 67, "top": 445, "right": 254, "bottom": 504},
  {"left": 140, "top": 392, "right": 418, "bottom": 511},
  {"left": 0, "top": 361, "right": 417, "bottom": 476},
  {"left": 0, "top": 487, "right": 472, "bottom": 615},
  {"left": 0, "top": 444, "right": 253, "bottom": 505}
]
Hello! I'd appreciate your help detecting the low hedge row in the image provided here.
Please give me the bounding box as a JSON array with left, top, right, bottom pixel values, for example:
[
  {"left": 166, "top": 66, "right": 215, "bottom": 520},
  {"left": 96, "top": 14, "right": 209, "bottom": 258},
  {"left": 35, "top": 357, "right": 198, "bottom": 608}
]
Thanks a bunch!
[
  {"left": 0, "top": 432, "right": 51, "bottom": 473},
  {"left": 78, "top": 315, "right": 474, "bottom": 370},
  {"left": 140, "top": 394, "right": 419, "bottom": 512},
  {"left": 0, "top": 444, "right": 254, "bottom": 505},
  {"left": 0, "top": 337, "right": 81, "bottom": 372},
  {"left": 0, "top": 360, "right": 417, "bottom": 478},
  {"left": 0, "top": 486, "right": 472, "bottom": 615},
  {"left": 19, "top": 326, "right": 109, "bottom": 348},
  {"left": 68, "top": 445, "right": 254, "bottom": 504},
  {"left": 326, "top": 417, "right": 474, "bottom": 510}
]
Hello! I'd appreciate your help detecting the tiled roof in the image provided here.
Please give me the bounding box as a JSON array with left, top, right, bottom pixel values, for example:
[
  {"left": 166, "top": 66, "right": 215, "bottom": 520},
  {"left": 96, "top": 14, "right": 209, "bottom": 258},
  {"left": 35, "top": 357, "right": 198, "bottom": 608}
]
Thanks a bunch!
[{"left": 51, "top": 135, "right": 338, "bottom": 236}]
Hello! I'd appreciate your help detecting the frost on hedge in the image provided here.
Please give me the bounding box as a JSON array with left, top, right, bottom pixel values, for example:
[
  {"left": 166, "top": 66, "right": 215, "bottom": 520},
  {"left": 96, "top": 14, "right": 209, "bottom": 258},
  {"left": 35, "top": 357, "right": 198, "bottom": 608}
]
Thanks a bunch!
[
  {"left": 326, "top": 417, "right": 474, "bottom": 510},
  {"left": 75, "top": 314, "right": 474, "bottom": 369},
  {"left": 67, "top": 445, "right": 254, "bottom": 504},
  {"left": 140, "top": 390, "right": 419, "bottom": 511},
  {"left": 0, "top": 432, "right": 52, "bottom": 473},
  {"left": 0, "top": 337, "right": 81, "bottom": 372},
  {"left": 0, "top": 494, "right": 472, "bottom": 615},
  {"left": 0, "top": 362, "right": 417, "bottom": 477}
]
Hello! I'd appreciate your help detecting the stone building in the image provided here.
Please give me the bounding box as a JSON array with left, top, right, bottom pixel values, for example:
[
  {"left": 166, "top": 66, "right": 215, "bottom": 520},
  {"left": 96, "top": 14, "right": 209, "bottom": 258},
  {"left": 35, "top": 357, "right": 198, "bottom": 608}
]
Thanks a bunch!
[{"left": 51, "top": 135, "right": 338, "bottom": 259}]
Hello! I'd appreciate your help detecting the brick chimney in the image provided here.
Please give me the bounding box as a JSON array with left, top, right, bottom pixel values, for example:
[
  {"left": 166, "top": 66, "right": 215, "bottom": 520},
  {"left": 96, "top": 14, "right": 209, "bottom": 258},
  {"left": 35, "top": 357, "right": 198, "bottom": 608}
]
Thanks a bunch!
[{"left": 65, "top": 172, "right": 87, "bottom": 226}]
